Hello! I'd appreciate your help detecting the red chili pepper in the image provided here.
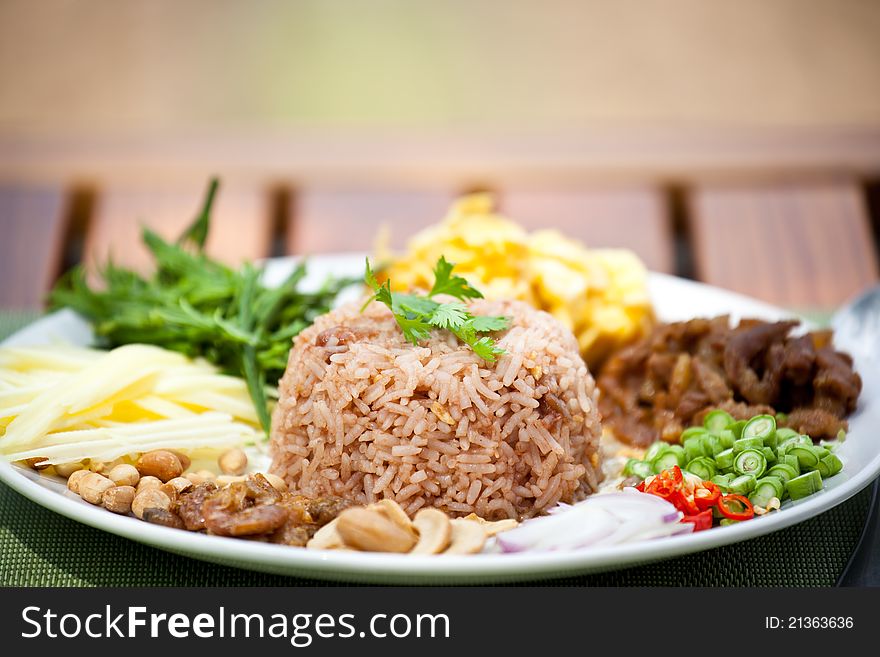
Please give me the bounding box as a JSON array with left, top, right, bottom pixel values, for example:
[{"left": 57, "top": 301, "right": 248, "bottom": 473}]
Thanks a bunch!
[
  {"left": 693, "top": 481, "right": 722, "bottom": 511},
  {"left": 663, "top": 465, "right": 683, "bottom": 485},
  {"left": 668, "top": 489, "right": 701, "bottom": 516},
  {"left": 635, "top": 480, "right": 646, "bottom": 492},
  {"left": 682, "top": 509, "right": 713, "bottom": 531},
  {"left": 645, "top": 477, "right": 674, "bottom": 498},
  {"left": 717, "top": 494, "right": 755, "bottom": 521}
]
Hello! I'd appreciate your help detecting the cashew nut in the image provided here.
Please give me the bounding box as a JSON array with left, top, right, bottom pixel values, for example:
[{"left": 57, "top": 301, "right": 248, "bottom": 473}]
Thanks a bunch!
[
  {"left": 411, "top": 508, "right": 452, "bottom": 555},
  {"left": 444, "top": 519, "right": 487, "bottom": 555},
  {"left": 307, "top": 518, "right": 346, "bottom": 550},
  {"left": 369, "top": 499, "right": 417, "bottom": 541},
  {"left": 336, "top": 507, "right": 416, "bottom": 553},
  {"left": 462, "top": 513, "right": 519, "bottom": 536}
]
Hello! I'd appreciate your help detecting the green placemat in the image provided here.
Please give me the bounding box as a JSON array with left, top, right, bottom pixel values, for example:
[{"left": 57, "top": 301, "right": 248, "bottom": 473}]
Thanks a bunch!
[{"left": 0, "top": 312, "right": 872, "bottom": 586}]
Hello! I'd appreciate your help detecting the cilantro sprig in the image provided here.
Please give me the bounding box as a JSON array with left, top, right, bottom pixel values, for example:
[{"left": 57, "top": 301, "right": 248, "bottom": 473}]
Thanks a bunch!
[{"left": 363, "top": 257, "right": 510, "bottom": 361}]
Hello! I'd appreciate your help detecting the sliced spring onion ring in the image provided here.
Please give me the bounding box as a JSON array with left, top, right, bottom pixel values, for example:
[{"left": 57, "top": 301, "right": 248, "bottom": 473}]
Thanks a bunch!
[
  {"left": 686, "top": 456, "right": 716, "bottom": 480},
  {"left": 749, "top": 476, "right": 784, "bottom": 507},
  {"left": 703, "top": 409, "right": 734, "bottom": 433},
  {"left": 733, "top": 448, "right": 767, "bottom": 478},
  {"left": 785, "top": 470, "right": 823, "bottom": 500}
]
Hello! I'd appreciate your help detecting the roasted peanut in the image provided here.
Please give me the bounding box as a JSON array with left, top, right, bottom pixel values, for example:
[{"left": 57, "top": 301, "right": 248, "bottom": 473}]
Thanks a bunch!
[
  {"left": 186, "top": 469, "right": 217, "bottom": 485},
  {"left": 218, "top": 448, "right": 247, "bottom": 475},
  {"left": 131, "top": 488, "right": 172, "bottom": 519},
  {"left": 135, "top": 450, "right": 183, "bottom": 482},
  {"left": 336, "top": 507, "right": 416, "bottom": 553},
  {"left": 142, "top": 507, "right": 186, "bottom": 530},
  {"left": 164, "top": 476, "right": 193, "bottom": 495},
  {"left": 102, "top": 485, "right": 136, "bottom": 514},
  {"left": 107, "top": 463, "right": 140, "bottom": 487},
  {"left": 23, "top": 457, "right": 50, "bottom": 470},
  {"left": 168, "top": 450, "right": 191, "bottom": 471},
  {"left": 136, "top": 475, "right": 162, "bottom": 493},
  {"left": 79, "top": 473, "right": 115, "bottom": 505},
  {"left": 54, "top": 462, "right": 84, "bottom": 478},
  {"left": 66, "top": 469, "right": 90, "bottom": 494}
]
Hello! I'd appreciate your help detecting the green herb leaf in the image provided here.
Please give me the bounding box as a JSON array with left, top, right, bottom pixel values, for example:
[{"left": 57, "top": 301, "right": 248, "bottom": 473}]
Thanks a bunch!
[
  {"left": 49, "top": 178, "right": 356, "bottom": 434},
  {"left": 362, "top": 257, "right": 509, "bottom": 361},
  {"left": 470, "top": 315, "right": 511, "bottom": 333},
  {"left": 177, "top": 177, "right": 219, "bottom": 251},
  {"left": 429, "top": 255, "right": 484, "bottom": 300},
  {"left": 427, "top": 301, "right": 469, "bottom": 330}
]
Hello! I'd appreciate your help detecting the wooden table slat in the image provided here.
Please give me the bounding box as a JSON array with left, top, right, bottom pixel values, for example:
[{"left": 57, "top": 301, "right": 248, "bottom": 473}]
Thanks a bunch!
[
  {"left": 85, "top": 185, "right": 273, "bottom": 272},
  {"left": 288, "top": 189, "right": 455, "bottom": 255},
  {"left": 688, "top": 181, "right": 879, "bottom": 307},
  {"left": 498, "top": 188, "right": 674, "bottom": 273},
  {"left": 0, "top": 186, "right": 67, "bottom": 308}
]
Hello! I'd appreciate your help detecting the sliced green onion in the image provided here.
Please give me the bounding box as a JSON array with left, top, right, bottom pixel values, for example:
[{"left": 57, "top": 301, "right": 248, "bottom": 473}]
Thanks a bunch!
[
  {"left": 742, "top": 414, "right": 776, "bottom": 445},
  {"left": 624, "top": 458, "right": 642, "bottom": 476},
  {"left": 733, "top": 436, "right": 763, "bottom": 454},
  {"left": 625, "top": 460, "right": 654, "bottom": 481},
  {"left": 775, "top": 427, "right": 800, "bottom": 441},
  {"left": 683, "top": 437, "right": 706, "bottom": 462},
  {"left": 703, "top": 409, "right": 734, "bottom": 432},
  {"left": 729, "top": 474, "right": 757, "bottom": 495},
  {"left": 712, "top": 473, "right": 734, "bottom": 491},
  {"left": 717, "top": 429, "right": 736, "bottom": 449},
  {"left": 701, "top": 434, "right": 725, "bottom": 456},
  {"left": 715, "top": 448, "right": 735, "bottom": 470},
  {"left": 775, "top": 412, "right": 789, "bottom": 424},
  {"left": 778, "top": 434, "right": 812, "bottom": 454},
  {"left": 767, "top": 463, "right": 799, "bottom": 485},
  {"left": 789, "top": 445, "right": 819, "bottom": 471},
  {"left": 652, "top": 449, "right": 685, "bottom": 473},
  {"left": 686, "top": 457, "right": 717, "bottom": 480},
  {"left": 729, "top": 420, "right": 747, "bottom": 439},
  {"left": 749, "top": 476, "right": 784, "bottom": 507},
  {"left": 817, "top": 453, "right": 843, "bottom": 478},
  {"left": 762, "top": 446, "right": 777, "bottom": 464},
  {"left": 785, "top": 470, "right": 823, "bottom": 500},
  {"left": 734, "top": 448, "right": 767, "bottom": 478},
  {"left": 812, "top": 446, "right": 830, "bottom": 460},
  {"left": 783, "top": 454, "right": 801, "bottom": 474},
  {"left": 719, "top": 518, "right": 741, "bottom": 527},
  {"left": 644, "top": 441, "right": 670, "bottom": 463},
  {"left": 680, "top": 426, "right": 708, "bottom": 442}
]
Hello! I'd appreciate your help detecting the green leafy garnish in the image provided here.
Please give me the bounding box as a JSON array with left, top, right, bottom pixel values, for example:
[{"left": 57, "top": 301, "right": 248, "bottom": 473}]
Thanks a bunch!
[
  {"left": 363, "top": 256, "right": 510, "bottom": 361},
  {"left": 49, "top": 178, "right": 357, "bottom": 433}
]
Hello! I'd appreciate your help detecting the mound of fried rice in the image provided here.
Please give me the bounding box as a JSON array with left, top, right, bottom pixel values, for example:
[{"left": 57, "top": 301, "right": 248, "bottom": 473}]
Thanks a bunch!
[{"left": 269, "top": 298, "right": 603, "bottom": 520}]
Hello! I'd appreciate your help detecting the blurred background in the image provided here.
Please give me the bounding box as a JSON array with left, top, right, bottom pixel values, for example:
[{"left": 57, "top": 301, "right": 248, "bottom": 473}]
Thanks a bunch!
[{"left": 2, "top": 0, "right": 879, "bottom": 310}]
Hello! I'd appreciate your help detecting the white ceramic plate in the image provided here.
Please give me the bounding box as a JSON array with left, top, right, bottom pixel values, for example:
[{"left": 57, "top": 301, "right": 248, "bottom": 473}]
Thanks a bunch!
[{"left": 1, "top": 255, "right": 878, "bottom": 584}]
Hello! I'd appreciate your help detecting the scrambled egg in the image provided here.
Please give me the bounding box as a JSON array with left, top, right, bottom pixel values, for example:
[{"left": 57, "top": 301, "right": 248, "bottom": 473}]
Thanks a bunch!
[{"left": 379, "top": 194, "right": 654, "bottom": 368}]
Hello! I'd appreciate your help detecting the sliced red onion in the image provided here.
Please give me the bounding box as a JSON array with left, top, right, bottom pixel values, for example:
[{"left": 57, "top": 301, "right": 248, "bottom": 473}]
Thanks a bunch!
[{"left": 496, "top": 487, "right": 690, "bottom": 553}]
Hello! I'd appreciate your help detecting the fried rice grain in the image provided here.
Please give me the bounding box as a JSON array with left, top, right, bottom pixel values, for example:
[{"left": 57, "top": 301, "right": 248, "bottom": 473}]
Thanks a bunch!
[{"left": 269, "top": 298, "right": 602, "bottom": 520}]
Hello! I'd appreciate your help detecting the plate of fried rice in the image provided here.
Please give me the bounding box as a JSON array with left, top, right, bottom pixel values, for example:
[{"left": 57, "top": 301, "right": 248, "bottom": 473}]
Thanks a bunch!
[{"left": 1, "top": 253, "right": 878, "bottom": 584}]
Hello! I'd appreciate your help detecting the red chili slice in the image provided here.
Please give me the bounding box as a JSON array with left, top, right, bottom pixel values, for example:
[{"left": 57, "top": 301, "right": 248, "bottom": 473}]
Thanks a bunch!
[
  {"left": 694, "top": 482, "right": 722, "bottom": 511},
  {"left": 682, "top": 509, "right": 713, "bottom": 532},
  {"left": 717, "top": 494, "right": 755, "bottom": 521}
]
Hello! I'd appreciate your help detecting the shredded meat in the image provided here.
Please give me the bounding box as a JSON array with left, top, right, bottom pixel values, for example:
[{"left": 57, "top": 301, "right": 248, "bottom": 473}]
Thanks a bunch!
[
  {"left": 176, "top": 481, "right": 218, "bottom": 531},
  {"left": 197, "top": 474, "right": 350, "bottom": 545},
  {"left": 598, "top": 317, "right": 862, "bottom": 446}
]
